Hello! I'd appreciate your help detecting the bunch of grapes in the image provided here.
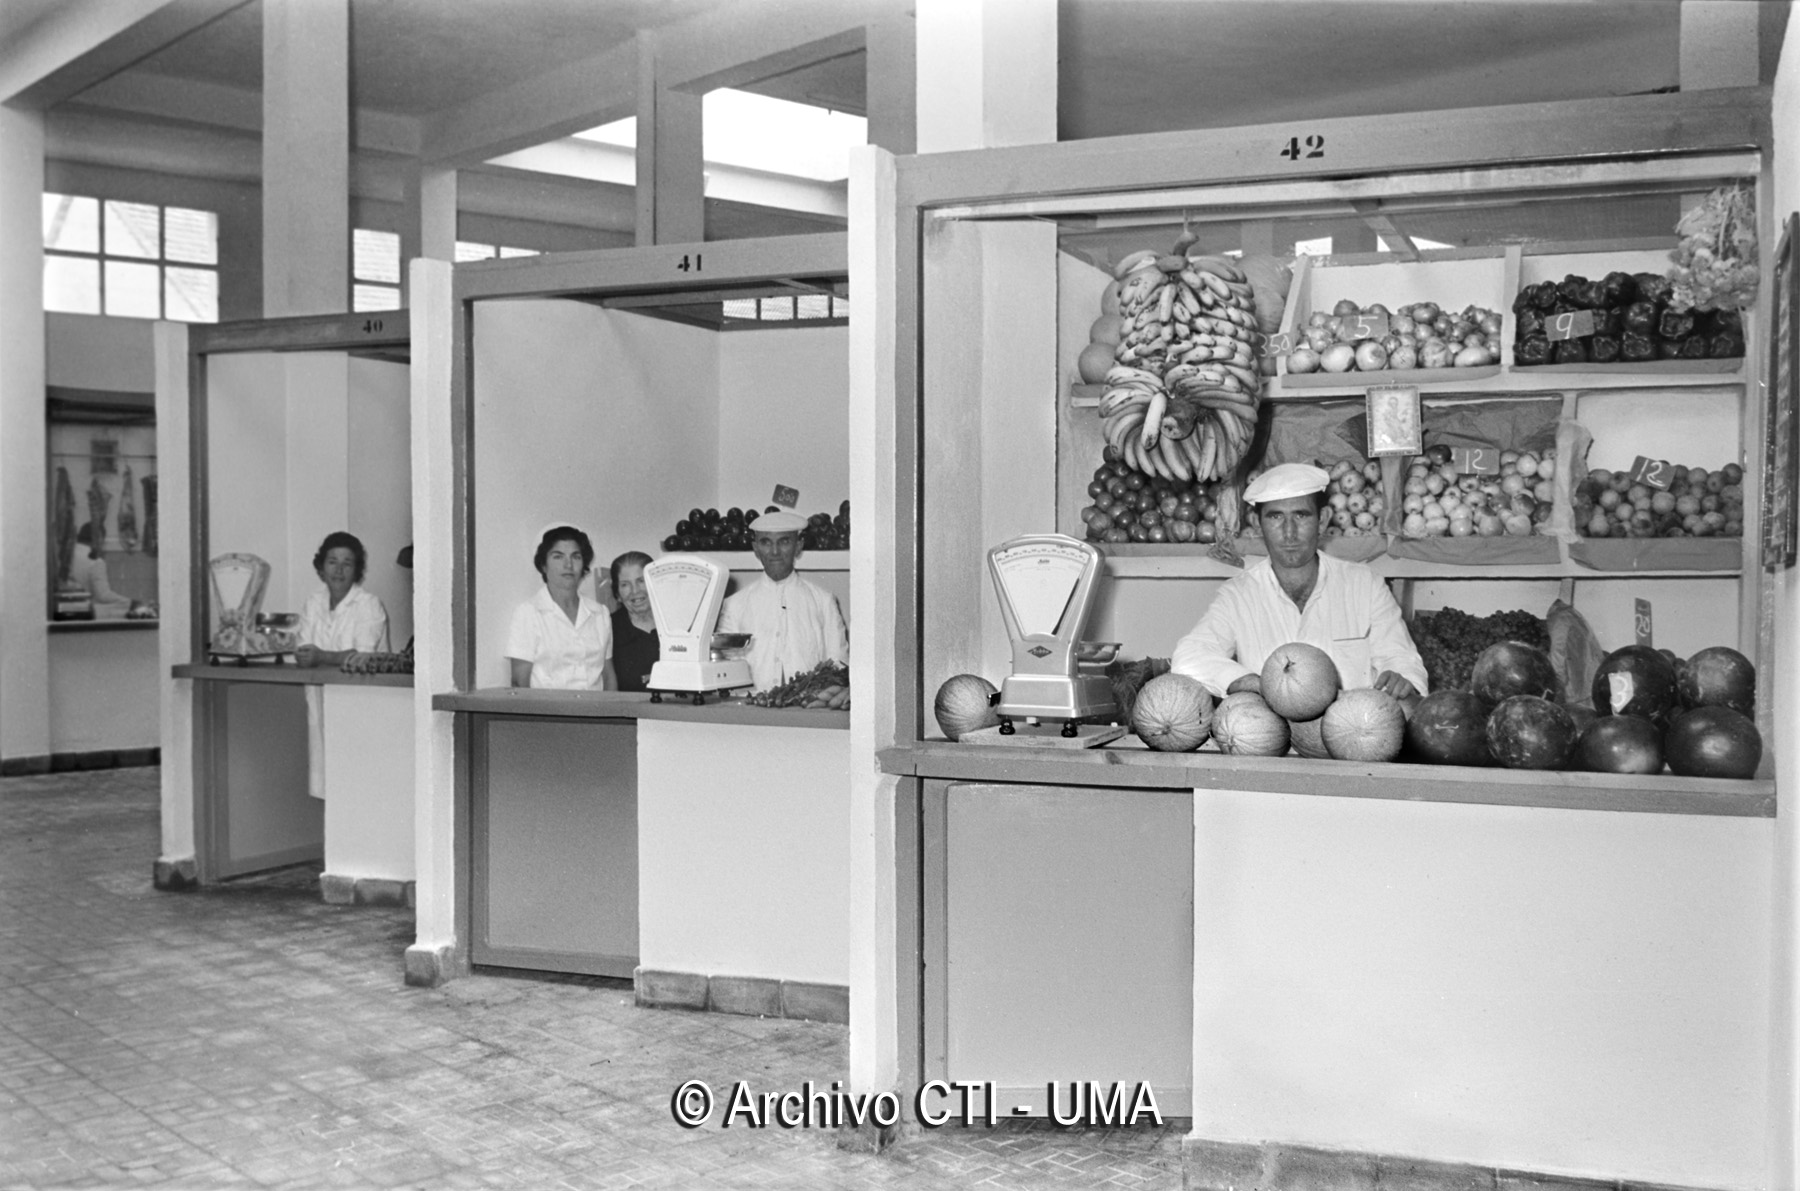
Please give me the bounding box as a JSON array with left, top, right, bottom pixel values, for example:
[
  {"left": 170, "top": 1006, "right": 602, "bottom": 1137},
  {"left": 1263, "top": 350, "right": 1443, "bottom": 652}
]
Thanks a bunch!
[{"left": 1414, "top": 607, "right": 1550, "bottom": 692}]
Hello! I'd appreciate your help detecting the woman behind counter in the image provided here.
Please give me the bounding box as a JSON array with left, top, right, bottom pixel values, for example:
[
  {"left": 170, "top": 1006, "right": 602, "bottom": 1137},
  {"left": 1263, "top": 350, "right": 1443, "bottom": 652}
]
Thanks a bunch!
[
  {"left": 608, "top": 550, "right": 658, "bottom": 693},
  {"left": 296, "top": 531, "right": 389, "bottom": 667},
  {"left": 507, "top": 524, "right": 615, "bottom": 690}
]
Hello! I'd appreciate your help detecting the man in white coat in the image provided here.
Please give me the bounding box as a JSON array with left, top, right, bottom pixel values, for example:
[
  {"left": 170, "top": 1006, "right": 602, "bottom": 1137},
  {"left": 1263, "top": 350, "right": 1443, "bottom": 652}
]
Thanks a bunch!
[{"left": 718, "top": 510, "right": 848, "bottom": 693}]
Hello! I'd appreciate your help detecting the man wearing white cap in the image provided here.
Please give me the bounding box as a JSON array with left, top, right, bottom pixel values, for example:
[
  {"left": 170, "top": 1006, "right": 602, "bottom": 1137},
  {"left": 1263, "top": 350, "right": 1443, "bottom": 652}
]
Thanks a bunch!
[
  {"left": 718, "top": 510, "right": 848, "bottom": 692},
  {"left": 1172, "top": 462, "right": 1426, "bottom": 700}
]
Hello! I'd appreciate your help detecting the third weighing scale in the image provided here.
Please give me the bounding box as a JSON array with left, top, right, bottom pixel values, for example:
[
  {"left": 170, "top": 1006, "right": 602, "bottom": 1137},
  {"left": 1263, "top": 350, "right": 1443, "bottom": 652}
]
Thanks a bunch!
[
  {"left": 988, "top": 533, "right": 1120, "bottom": 737},
  {"left": 643, "top": 554, "right": 754, "bottom": 704}
]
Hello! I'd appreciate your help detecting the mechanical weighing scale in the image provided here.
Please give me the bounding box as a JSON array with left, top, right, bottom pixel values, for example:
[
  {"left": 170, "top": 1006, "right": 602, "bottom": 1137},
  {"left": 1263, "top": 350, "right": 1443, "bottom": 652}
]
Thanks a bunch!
[
  {"left": 206, "top": 552, "right": 299, "bottom": 663},
  {"left": 987, "top": 533, "right": 1121, "bottom": 738},
  {"left": 642, "top": 554, "right": 754, "bottom": 704}
]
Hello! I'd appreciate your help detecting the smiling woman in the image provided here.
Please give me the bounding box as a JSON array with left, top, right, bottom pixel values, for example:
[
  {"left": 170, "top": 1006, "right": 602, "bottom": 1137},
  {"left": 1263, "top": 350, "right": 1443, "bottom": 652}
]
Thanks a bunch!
[
  {"left": 295, "top": 530, "right": 389, "bottom": 668},
  {"left": 506, "top": 524, "right": 616, "bottom": 691}
]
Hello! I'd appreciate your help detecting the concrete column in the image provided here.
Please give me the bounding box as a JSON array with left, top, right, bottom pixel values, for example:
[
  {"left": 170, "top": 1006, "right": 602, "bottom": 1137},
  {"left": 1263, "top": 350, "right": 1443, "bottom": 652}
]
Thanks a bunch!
[
  {"left": 1679, "top": 0, "right": 1759, "bottom": 89},
  {"left": 401, "top": 164, "right": 457, "bottom": 304},
  {"left": 0, "top": 106, "right": 50, "bottom": 768},
  {"left": 915, "top": 0, "right": 1056, "bottom": 153},
  {"left": 865, "top": 11, "right": 917, "bottom": 156},
  {"left": 635, "top": 30, "right": 706, "bottom": 247},
  {"left": 262, "top": 0, "right": 349, "bottom": 317}
]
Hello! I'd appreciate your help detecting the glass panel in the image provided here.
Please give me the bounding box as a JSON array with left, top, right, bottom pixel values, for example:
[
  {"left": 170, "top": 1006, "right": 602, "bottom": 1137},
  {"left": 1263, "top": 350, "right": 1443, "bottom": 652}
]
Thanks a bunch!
[
  {"left": 164, "top": 267, "right": 218, "bottom": 323},
  {"left": 103, "top": 200, "right": 160, "bottom": 259},
  {"left": 795, "top": 293, "right": 831, "bottom": 319},
  {"left": 455, "top": 241, "right": 496, "bottom": 262},
  {"left": 353, "top": 229, "right": 401, "bottom": 283},
  {"left": 354, "top": 283, "right": 402, "bottom": 312},
  {"left": 42, "top": 194, "right": 99, "bottom": 253},
  {"left": 43, "top": 255, "right": 100, "bottom": 314},
  {"left": 499, "top": 246, "right": 540, "bottom": 258},
  {"left": 721, "top": 298, "right": 759, "bottom": 320},
  {"left": 831, "top": 295, "right": 849, "bottom": 319},
  {"left": 164, "top": 207, "right": 218, "bottom": 264},
  {"left": 103, "top": 260, "right": 160, "bottom": 318},
  {"left": 758, "top": 296, "right": 794, "bottom": 321}
]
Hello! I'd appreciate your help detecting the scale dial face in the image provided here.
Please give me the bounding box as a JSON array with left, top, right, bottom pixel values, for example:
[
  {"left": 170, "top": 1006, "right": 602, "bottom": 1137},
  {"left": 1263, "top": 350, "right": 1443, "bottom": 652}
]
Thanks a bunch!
[
  {"left": 645, "top": 559, "right": 721, "bottom": 637},
  {"left": 991, "top": 539, "right": 1091, "bottom": 638}
]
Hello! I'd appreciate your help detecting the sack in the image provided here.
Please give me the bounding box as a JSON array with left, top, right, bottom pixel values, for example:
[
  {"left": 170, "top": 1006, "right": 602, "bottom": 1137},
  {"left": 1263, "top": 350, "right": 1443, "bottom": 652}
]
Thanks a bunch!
[{"left": 1546, "top": 598, "right": 1607, "bottom": 709}]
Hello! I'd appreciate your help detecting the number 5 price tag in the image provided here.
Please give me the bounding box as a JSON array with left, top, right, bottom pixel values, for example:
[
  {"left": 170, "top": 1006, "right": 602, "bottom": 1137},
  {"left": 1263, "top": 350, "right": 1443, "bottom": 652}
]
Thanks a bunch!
[{"left": 1341, "top": 311, "right": 1390, "bottom": 342}]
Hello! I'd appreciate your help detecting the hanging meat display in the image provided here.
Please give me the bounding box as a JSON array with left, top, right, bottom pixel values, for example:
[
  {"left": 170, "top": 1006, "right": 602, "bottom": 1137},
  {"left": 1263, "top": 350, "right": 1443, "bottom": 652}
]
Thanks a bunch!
[
  {"left": 52, "top": 466, "right": 77, "bottom": 584},
  {"left": 117, "top": 465, "right": 139, "bottom": 552}
]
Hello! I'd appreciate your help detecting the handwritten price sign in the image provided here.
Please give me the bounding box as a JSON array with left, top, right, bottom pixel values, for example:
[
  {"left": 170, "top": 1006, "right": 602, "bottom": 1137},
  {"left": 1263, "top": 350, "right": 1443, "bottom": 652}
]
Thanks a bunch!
[
  {"left": 1546, "top": 309, "right": 1596, "bottom": 342},
  {"left": 1448, "top": 445, "right": 1502, "bottom": 475},
  {"left": 1338, "top": 311, "right": 1390, "bottom": 342},
  {"left": 1634, "top": 597, "right": 1654, "bottom": 649},
  {"left": 1627, "top": 455, "right": 1674, "bottom": 490},
  {"left": 1265, "top": 330, "right": 1294, "bottom": 356}
]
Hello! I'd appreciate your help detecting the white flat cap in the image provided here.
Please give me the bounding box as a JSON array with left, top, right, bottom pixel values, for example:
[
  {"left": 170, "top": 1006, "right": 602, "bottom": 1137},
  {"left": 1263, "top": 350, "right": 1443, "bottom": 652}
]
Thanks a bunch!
[
  {"left": 750, "top": 510, "right": 809, "bottom": 533},
  {"left": 1244, "top": 462, "right": 1331, "bottom": 505}
]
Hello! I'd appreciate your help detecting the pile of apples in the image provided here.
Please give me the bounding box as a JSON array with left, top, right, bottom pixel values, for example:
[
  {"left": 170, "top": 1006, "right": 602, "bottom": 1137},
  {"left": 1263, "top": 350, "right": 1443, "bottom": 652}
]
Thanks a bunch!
[
  {"left": 1081, "top": 446, "right": 1232, "bottom": 544},
  {"left": 1573, "top": 462, "right": 1744, "bottom": 539},
  {"left": 1320, "top": 460, "right": 1387, "bottom": 538},
  {"left": 1284, "top": 300, "right": 1504, "bottom": 375},
  {"left": 1400, "top": 444, "right": 1557, "bottom": 539}
]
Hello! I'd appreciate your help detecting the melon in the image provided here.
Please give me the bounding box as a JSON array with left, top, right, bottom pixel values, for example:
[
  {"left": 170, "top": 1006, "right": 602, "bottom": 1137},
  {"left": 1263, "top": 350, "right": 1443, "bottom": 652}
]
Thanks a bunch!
[
  {"left": 1576, "top": 715, "right": 1663, "bottom": 775},
  {"left": 1678, "top": 646, "right": 1756, "bottom": 717},
  {"left": 934, "top": 674, "right": 999, "bottom": 740},
  {"left": 1288, "top": 713, "right": 1331, "bottom": 759},
  {"left": 1211, "top": 692, "right": 1290, "bottom": 756},
  {"left": 1591, "top": 645, "right": 1681, "bottom": 725},
  {"left": 1664, "top": 705, "right": 1763, "bottom": 779},
  {"left": 1261, "top": 642, "right": 1340, "bottom": 721},
  {"left": 1077, "top": 341, "right": 1116, "bottom": 384},
  {"left": 1322, "top": 688, "right": 1407, "bottom": 762},
  {"left": 1486, "top": 695, "right": 1579, "bottom": 770},
  {"left": 1131, "top": 674, "right": 1213, "bottom": 752},
  {"left": 1404, "top": 689, "right": 1493, "bottom": 766},
  {"left": 1470, "top": 640, "right": 1559, "bottom": 709}
]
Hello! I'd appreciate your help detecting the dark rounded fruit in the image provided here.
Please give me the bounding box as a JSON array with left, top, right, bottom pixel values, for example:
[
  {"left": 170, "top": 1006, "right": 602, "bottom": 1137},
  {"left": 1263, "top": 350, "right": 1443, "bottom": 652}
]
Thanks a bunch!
[
  {"left": 1664, "top": 705, "right": 1762, "bottom": 779},
  {"left": 1576, "top": 715, "right": 1663, "bottom": 774},
  {"left": 1486, "top": 695, "right": 1579, "bottom": 770}
]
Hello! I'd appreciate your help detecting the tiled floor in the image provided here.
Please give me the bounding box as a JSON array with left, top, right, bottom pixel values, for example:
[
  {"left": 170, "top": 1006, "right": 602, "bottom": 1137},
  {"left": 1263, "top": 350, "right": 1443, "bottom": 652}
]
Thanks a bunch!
[{"left": 1, "top": 767, "right": 1184, "bottom": 1189}]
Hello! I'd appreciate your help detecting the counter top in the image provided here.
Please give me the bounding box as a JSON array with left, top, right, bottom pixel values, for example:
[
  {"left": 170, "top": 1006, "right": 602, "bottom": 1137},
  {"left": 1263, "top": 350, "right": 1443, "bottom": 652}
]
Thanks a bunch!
[
  {"left": 173, "top": 663, "right": 413, "bottom": 688},
  {"left": 433, "top": 687, "right": 849, "bottom": 730},
  {"left": 879, "top": 741, "right": 1775, "bottom": 818}
]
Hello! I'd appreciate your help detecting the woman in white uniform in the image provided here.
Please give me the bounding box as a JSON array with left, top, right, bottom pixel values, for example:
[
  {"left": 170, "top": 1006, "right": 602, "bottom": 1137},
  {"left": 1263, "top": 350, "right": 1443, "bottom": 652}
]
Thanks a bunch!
[
  {"left": 506, "top": 524, "right": 616, "bottom": 690},
  {"left": 296, "top": 531, "right": 389, "bottom": 667}
]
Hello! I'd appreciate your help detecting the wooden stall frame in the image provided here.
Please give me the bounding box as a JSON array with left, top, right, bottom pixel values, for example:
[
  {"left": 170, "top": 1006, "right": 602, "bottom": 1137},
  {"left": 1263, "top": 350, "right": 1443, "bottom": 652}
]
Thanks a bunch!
[{"left": 178, "top": 312, "right": 412, "bottom": 883}]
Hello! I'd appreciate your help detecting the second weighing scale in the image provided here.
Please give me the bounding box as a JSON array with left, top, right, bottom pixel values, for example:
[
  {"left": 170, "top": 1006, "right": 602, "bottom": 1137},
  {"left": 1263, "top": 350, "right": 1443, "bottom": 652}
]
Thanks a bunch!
[
  {"left": 643, "top": 554, "right": 754, "bottom": 704},
  {"left": 988, "top": 533, "right": 1120, "bottom": 737}
]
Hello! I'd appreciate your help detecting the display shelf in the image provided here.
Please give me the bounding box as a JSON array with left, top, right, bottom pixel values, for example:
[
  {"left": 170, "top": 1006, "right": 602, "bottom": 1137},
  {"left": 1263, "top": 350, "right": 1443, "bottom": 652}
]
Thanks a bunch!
[
  {"left": 690, "top": 550, "right": 850, "bottom": 572},
  {"left": 48, "top": 619, "right": 158, "bottom": 632},
  {"left": 172, "top": 663, "right": 412, "bottom": 688},
  {"left": 432, "top": 686, "right": 847, "bottom": 729},
  {"left": 1099, "top": 541, "right": 1742, "bottom": 581},
  {"left": 878, "top": 743, "right": 1774, "bottom": 818}
]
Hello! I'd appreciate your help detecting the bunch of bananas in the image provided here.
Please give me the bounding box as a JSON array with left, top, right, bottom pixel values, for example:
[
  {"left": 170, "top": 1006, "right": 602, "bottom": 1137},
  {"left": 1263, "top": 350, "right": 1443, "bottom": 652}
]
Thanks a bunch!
[{"left": 1098, "top": 247, "right": 1263, "bottom": 487}]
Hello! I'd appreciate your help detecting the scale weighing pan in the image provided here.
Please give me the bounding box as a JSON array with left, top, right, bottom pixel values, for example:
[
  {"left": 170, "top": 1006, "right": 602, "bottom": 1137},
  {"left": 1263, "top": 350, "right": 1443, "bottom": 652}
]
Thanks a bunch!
[
  {"left": 643, "top": 554, "right": 753, "bottom": 704},
  {"left": 986, "top": 533, "right": 1119, "bottom": 736}
]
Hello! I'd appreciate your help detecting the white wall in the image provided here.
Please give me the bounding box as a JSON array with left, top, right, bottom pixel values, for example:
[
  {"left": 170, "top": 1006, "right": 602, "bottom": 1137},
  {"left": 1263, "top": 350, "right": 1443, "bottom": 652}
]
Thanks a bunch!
[
  {"left": 322, "top": 684, "right": 414, "bottom": 881},
  {"left": 636, "top": 719, "right": 848, "bottom": 985},
  {"left": 347, "top": 357, "right": 413, "bottom": 649},
  {"left": 472, "top": 300, "right": 719, "bottom": 688},
  {"left": 1194, "top": 791, "right": 1773, "bottom": 1189},
  {"left": 716, "top": 325, "right": 849, "bottom": 520},
  {"left": 207, "top": 352, "right": 295, "bottom": 614}
]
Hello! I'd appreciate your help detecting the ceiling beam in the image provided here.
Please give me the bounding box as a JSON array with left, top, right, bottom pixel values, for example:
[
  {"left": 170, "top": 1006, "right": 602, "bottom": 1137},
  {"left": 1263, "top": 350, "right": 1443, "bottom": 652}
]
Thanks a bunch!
[
  {"left": 0, "top": 0, "right": 251, "bottom": 110},
  {"left": 420, "top": 39, "right": 638, "bottom": 167}
]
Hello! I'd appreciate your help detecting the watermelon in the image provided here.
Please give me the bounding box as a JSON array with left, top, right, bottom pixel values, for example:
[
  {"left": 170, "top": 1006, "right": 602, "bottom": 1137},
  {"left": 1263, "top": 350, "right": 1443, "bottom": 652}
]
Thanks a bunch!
[
  {"left": 1131, "top": 674, "right": 1213, "bottom": 752},
  {"left": 1678, "top": 646, "right": 1755, "bottom": 717},
  {"left": 1664, "top": 705, "right": 1763, "bottom": 779},
  {"left": 1486, "top": 695, "right": 1579, "bottom": 770},
  {"left": 1404, "top": 689, "right": 1493, "bottom": 766},
  {"left": 1576, "top": 715, "right": 1663, "bottom": 774},
  {"left": 1470, "top": 641, "right": 1560, "bottom": 709},
  {"left": 1262, "top": 642, "right": 1340, "bottom": 721},
  {"left": 1212, "top": 692, "right": 1290, "bottom": 756},
  {"left": 934, "top": 674, "right": 999, "bottom": 740},
  {"left": 1592, "top": 645, "right": 1681, "bottom": 725},
  {"left": 1322, "top": 689, "right": 1407, "bottom": 762}
]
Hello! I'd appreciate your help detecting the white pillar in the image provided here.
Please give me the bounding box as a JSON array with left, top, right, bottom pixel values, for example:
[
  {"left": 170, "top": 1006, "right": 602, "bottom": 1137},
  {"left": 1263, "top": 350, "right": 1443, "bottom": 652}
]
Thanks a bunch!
[
  {"left": 0, "top": 106, "right": 50, "bottom": 769},
  {"left": 1679, "top": 0, "right": 1759, "bottom": 90},
  {"left": 635, "top": 30, "right": 706, "bottom": 247},
  {"left": 153, "top": 321, "right": 197, "bottom": 885},
  {"left": 915, "top": 0, "right": 1056, "bottom": 153},
  {"left": 402, "top": 164, "right": 457, "bottom": 306},
  {"left": 262, "top": 0, "right": 349, "bottom": 317},
  {"left": 865, "top": 11, "right": 917, "bottom": 156}
]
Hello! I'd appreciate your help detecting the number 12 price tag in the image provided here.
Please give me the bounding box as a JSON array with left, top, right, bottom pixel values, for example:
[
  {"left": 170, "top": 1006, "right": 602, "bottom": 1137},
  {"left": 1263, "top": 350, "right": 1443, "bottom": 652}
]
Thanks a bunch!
[
  {"left": 1448, "top": 445, "right": 1502, "bottom": 475},
  {"left": 1627, "top": 456, "right": 1674, "bottom": 490}
]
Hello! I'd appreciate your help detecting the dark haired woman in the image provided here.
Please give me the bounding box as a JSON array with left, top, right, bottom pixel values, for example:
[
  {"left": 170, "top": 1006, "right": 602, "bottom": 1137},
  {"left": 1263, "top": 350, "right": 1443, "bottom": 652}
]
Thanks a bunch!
[
  {"left": 506, "top": 524, "right": 615, "bottom": 690},
  {"left": 608, "top": 550, "right": 658, "bottom": 693},
  {"left": 295, "top": 530, "right": 389, "bottom": 667}
]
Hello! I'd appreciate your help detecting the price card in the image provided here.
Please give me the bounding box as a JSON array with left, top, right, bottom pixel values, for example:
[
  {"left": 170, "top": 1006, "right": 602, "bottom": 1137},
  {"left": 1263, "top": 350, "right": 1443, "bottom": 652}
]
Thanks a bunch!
[
  {"left": 1634, "top": 597, "right": 1654, "bottom": 649},
  {"left": 771, "top": 484, "right": 800, "bottom": 509},
  {"left": 1626, "top": 456, "right": 1674, "bottom": 490},
  {"left": 1546, "top": 309, "right": 1596, "bottom": 341},
  {"left": 1365, "top": 385, "right": 1422, "bottom": 457},
  {"left": 1265, "top": 330, "right": 1294, "bottom": 356},
  {"left": 1338, "top": 311, "right": 1390, "bottom": 342},
  {"left": 1448, "top": 445, "right": 1503, "bottom": 475}
]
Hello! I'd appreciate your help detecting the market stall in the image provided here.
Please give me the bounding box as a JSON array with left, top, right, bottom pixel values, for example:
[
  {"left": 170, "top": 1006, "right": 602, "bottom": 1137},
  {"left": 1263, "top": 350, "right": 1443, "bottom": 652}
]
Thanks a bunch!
[
  {"left": 154, "top": 313, "right": 417, "bottom": 899},
  {"left": 861, "top": 89, "right": 1781, "bottom": 1188},
  {"left": 426, "top": 235, "right": 853, "bottom": 1017}
]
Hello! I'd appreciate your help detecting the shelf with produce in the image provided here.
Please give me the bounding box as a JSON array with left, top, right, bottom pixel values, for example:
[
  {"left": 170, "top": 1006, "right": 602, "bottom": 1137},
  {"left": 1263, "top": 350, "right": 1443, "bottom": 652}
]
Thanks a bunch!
[
  {"left": 1099, "top": 541, "right": 1741, "bottom": 582},
  {"left": 692, "top": 550, "right": 849, "bottom": 572}
]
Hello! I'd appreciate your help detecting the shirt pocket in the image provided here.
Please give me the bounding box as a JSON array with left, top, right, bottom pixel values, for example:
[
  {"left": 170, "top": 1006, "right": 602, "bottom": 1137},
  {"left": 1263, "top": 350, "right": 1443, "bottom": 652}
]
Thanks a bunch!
[{"left": 1330, "top": 630, "right": 1374, "bottom": 690}]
